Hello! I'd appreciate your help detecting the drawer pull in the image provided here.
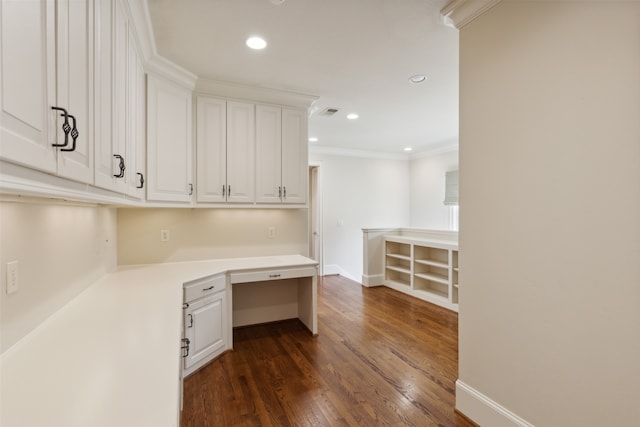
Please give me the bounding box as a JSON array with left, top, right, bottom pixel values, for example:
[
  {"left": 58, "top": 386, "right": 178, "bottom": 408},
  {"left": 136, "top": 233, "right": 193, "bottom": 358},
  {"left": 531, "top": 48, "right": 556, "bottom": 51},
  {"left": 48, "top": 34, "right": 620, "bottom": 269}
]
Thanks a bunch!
[
  {"left": 202, "top": 285, "right": 215, "bottom": 291},
  {"left": 269, "top": 274, "right": 281, "bottom": 278}
]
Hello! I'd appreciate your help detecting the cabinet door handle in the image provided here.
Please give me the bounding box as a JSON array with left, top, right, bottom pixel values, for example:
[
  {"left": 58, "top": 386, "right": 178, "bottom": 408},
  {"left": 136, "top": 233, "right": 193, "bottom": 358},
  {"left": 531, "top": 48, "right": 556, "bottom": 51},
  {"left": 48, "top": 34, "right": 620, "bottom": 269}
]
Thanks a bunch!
[
  {"left": 278, "top": 186, "right": 282, "bottom": 198},
  {"left": 188, "top": 183, "right": 193, "bottom": 195},
  {"left": 182, "top": 302, "right": 189, "bottom": 309},
  {"left": 202, "top": 286, "right": 215, "bottom": 291},
  {"left": 222, "top": 185, "right": 226, "bottom": 197},
  {"left": 283, "top": 186, "right": 286, "bottom": 199},
  {"left": 227, "top": 185, "right": 231, "bottom": 196},
  {"left": 269, "top": 274, "right": 281, "bottom": 278},
  {"left": 181, "top": 338, "right": 190, "bottom": 357},
  {"left": 51, "top": 106, "right": 70, "bottom": 148},
  {"left": 187, "top": 314, "right": 193, "bottom": 328},
  {"left": 113, "top": 154, "right": 125, "bottom": 178},
  {"left": 60, "top": 114, "right": 78, "bottom": 152},
  {"left": 136, "top": 173, "right": 144, "bottom": 189}
]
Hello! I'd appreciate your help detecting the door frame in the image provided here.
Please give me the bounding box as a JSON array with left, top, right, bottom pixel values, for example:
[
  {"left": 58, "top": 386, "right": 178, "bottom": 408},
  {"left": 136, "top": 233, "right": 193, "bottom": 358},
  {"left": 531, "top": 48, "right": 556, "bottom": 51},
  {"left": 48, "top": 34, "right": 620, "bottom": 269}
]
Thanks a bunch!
[{"left": 309, "top": 162, "right": 323, "bottom": 276}]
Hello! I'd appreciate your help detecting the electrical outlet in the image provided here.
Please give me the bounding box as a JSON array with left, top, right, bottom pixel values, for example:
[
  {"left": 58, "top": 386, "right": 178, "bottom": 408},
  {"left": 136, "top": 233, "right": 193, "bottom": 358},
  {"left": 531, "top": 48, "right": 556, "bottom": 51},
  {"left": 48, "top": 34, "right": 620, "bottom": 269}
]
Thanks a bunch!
[
  {"left": 6, "top": 260, "right": 18, "bottom": 294},
  {"left": 160, "top": 229, "right": 170, "bottom": 242},
  {"left": 267, "top": 226, "right": 276, "bottom": 239}
]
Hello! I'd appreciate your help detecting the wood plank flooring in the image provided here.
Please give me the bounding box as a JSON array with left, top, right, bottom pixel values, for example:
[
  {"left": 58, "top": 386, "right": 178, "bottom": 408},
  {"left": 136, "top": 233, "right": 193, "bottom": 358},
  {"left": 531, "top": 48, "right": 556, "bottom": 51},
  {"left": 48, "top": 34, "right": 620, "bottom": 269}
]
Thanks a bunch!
[{"left": 181, "top": 275, "right": 475, "bottom": 427}]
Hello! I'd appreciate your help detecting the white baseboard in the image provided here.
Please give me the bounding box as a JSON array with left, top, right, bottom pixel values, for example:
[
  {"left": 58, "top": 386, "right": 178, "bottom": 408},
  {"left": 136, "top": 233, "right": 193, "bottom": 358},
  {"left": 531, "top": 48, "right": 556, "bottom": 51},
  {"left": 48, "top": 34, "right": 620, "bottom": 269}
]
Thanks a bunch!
[
  {"left": 323, "top": 264, "right": 360, "bottom": 283},
  {"left": 361, "top": 274, "right": 384, "bottom": 287},
  {"left": 456, "top": 380, "right": 535, "bottom": 427}
]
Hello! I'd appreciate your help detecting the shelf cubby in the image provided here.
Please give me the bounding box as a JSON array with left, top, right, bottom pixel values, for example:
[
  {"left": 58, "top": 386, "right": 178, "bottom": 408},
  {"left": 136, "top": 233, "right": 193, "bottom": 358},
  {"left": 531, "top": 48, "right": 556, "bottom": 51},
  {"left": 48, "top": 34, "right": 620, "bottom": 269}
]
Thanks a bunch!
[{"left": 413, "top": 275, "right": 448, "bottom": 300}]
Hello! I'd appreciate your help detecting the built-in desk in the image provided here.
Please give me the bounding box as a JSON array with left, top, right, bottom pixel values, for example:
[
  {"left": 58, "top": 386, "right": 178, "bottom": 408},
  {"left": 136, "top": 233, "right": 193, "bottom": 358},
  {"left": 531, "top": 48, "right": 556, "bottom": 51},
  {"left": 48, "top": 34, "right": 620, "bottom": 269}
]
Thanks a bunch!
[{"left": 0, "top": 255, "right": 317, "bottom": 427}]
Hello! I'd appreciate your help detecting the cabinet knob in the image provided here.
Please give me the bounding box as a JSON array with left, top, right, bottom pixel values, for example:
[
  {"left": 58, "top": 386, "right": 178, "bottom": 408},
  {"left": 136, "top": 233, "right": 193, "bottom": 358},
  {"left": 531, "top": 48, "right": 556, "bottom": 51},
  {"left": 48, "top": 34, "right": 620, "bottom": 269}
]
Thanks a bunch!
[
  {"left": 188, "top": 183, "right": 194, "bottom": 195},
  {"left": 136, "top": 173, "right": 145, "bottom": 189}
]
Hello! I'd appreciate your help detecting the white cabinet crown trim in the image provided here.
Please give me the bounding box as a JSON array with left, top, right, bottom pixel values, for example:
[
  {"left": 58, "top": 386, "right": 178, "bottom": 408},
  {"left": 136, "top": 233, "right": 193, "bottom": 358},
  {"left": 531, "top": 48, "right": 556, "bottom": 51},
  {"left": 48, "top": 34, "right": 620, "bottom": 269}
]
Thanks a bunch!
[{"left": 441, "top": 0, "right": 503, "bottom": 29}]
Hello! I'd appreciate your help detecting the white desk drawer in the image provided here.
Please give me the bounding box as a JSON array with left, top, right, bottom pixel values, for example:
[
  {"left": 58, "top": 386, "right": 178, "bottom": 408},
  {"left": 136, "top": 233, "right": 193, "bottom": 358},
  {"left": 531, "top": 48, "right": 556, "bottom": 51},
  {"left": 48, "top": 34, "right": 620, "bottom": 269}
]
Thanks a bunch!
[
  {"left": 184, "top": 274, "right": 226, "bottom": 303},
  {"left": 230, "top": 266, "right": 317, "bottom": 284}
]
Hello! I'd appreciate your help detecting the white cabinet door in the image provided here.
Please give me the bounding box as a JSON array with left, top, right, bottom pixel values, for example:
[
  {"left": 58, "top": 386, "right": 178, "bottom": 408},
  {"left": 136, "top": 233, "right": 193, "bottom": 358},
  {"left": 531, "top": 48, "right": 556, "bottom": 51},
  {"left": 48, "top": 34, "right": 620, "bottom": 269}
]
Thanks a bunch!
[
  {"left": 1, "top": 0, "right": 96, "bottom": 183},
  {"left": 146, "top": 74, "right": 193, "bottom": 202},
  {"left": 126, "top": 27, "right": 145, "bottom": 198},
  {"left": 226, "top": 101, "right": 255, "bottom": 203},
  {"left": 94, "top": 0, "right": 144, "bottom": 197},
  {"left": 183, "top": 292, "right": 227, "bottom": 373},
  {"left": 255, "top": 106, "right": 308, "bottom": 205},
  {"left": 281, "top": 108, "right": 308, "bottom": 204},
  {"left": 55, "top": 0, "right": 93, "bottom": 184},
  {"left": 255, "top": 104, "right": 282, "bottom": 204},
  {"left": 94, "top": 0, "right": 127, "bottom": 193},
  {"left": 196, "top": 96, "right": 226, "bottom": 203},
  {"left": 1, "top": 0, "right": 56, "bottom": 173}
]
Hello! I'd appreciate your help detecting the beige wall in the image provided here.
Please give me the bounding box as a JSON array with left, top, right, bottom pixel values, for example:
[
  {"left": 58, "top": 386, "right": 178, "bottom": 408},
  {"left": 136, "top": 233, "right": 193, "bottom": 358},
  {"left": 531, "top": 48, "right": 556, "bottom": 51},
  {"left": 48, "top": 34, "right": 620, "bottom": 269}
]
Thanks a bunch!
[
  {"left": 0, "top": 201, "right": 117, "bottom": 353},
  {"left": 117, "top": 208, "right": 309, "bottom": 265},
  {"left": 458, "top": 1, "right": 640, "bottom": 426}
]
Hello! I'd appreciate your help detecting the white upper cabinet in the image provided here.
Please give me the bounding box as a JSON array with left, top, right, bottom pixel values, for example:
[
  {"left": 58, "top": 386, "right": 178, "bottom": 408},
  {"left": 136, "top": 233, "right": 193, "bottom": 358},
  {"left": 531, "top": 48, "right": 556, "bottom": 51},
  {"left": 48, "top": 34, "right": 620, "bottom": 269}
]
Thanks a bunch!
[
  {"left": 196, "top": 97, "right": 226, "bottom": 202},
  {"left": 126, "top": 29, "right": 146, "bottom": 198},
  {"left": 1, "top": 0, "right": 93, "bottom": 184},
  {"left": 196, "top": 96, "right": 254, "bottom": 204},
  {"left": 281, "top": 108, "right": 308, "bottom": 204},
  {"left": 255, "top": 105, "right": 282, "bottom": 203},
  {"left": 256, "top": 105, "right": 308, "bottom": 205},
  {"left": 55, "top": 0, "right": 94, "bottom": 183},
  {"left": 226, "top": 101, "right": 255, "bottom": 203},
  {"left": 94, "top": 0, "right": 145, "bottom": 197},
  {"left": 147, "top": 74, "right": 193, "bottom": 202}
]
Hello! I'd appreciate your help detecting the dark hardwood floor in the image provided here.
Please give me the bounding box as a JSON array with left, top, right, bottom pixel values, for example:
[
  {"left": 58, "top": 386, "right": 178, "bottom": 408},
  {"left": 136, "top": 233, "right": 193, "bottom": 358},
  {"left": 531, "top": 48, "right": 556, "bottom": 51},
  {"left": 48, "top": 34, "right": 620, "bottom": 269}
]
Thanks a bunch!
[{"left": 181, "top": 275, "right": 475, "bottom": 427}]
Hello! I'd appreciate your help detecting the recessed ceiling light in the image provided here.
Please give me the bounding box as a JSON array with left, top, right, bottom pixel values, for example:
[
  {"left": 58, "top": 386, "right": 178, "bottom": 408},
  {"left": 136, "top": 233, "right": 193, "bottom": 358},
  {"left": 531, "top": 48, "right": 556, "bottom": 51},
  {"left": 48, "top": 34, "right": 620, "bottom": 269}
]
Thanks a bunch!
[
  {"left": 409, "top": 74, "right": 428, "bottom": 84},
  {"left": 246, "top": 36, "right": 267, "bottom": 50},
  {"left": 404, "top": 147, "right": 413, "bottom": 152},
  {"left": 309, "top": 137, "right": 318, "bottom": 142},
  {"left": 346, "top": 113, "right": 359, "bottom": 120}
]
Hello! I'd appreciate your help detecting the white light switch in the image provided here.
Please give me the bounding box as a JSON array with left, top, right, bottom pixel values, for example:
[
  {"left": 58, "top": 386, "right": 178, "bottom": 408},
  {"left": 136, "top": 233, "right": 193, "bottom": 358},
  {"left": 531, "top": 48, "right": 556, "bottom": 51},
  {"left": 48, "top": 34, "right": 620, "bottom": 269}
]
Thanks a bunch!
[
  {"left": 6, "top": 261, "right": 18, "bottom": 294},
  {"left": 160, "top": 229, "right": 170, "bottom": 242}
]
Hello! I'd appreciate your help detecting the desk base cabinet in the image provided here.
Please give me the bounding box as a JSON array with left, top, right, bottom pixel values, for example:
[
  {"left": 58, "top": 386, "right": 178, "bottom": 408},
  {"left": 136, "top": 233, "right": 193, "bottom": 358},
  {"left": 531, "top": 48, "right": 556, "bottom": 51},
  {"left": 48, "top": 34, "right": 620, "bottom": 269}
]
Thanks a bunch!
[{"left": 182, "top": 274, "right": 230, "bottom": 377}]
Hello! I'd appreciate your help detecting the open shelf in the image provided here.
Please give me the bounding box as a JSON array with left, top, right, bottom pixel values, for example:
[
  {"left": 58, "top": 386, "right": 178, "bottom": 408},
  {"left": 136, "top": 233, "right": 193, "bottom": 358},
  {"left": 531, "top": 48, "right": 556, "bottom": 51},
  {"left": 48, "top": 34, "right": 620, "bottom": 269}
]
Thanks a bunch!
[
  {"left": 386, "top": 265, "right": 411, "bottom": 275},
  {"left": 414, "top": 271, "right": 448, "bottom": 285},
  {"left": 413, "top": 276, "right": 448, "bottom": 300},
  {"left": 386, "top": 253, "right": 411, "bottom": 261},
  {"left": 385, "top": 268, "right": 410, "bottom": 287},
  {"left": 414, "top": 259, "right": 448, "bottom": 269}
]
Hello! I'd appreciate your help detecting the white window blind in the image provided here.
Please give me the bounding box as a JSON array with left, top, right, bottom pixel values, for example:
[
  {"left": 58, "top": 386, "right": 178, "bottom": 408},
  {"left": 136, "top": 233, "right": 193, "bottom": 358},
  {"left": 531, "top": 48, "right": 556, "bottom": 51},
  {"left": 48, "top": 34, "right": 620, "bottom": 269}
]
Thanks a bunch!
[{"left": 444, "top": 170, "right": 459, "bottom": 206}]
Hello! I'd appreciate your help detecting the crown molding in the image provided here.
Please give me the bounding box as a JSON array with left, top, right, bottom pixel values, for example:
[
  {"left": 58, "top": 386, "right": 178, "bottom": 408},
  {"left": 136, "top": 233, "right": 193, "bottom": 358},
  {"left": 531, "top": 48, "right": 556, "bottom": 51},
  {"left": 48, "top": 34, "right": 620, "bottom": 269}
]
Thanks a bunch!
[
  {"left": 127, "top": 0, "right": 198, "bottom": 90},
  {"left": 409, "top": 140, "right": 458, "bottom": 159},
  {"left": 309, "top": 145, "right": 410, "bottom": 161},
  {"left": 195, "top": 79, "right": 319, "bottom": 110},
  {"left": 441, "top": 0, "right": 503, "bottom": 29}
]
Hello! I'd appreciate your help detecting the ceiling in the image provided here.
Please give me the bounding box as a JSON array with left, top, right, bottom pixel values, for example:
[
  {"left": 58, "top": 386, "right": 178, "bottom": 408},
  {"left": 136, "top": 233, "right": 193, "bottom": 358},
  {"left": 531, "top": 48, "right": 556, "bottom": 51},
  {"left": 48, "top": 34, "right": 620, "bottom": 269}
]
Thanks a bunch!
[{"left": 146, "top": 0, "right": 459, "bottom": 156}]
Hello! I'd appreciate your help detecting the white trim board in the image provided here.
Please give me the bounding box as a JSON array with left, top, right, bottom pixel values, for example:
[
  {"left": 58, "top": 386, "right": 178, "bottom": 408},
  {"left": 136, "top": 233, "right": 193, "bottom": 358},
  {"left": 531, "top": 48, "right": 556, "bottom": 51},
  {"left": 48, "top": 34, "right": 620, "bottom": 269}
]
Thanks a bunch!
[
  {"left": 323, "top": 264, "right": 360, "bottom": 283},
  {"left": 456, "top": 380, "right": 535, "bottom": 427}
]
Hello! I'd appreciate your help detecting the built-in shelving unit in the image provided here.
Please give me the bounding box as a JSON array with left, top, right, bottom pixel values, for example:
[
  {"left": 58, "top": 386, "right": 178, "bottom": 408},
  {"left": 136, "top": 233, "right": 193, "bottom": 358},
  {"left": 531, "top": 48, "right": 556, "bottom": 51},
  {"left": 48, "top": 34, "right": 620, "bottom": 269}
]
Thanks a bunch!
[{"left": 383, "top": 236, "right": 459, "bottom": 312}]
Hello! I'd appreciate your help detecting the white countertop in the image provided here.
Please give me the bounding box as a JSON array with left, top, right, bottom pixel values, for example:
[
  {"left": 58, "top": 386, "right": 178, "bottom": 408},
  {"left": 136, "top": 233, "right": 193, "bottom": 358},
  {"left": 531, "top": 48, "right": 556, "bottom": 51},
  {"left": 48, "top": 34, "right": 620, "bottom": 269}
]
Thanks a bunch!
[
  {"left": 0, "top": 255, "right": 317, "bottom": 427},
  {"left": 384, "top": 234, "right": 459, "bottom": 250}
]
